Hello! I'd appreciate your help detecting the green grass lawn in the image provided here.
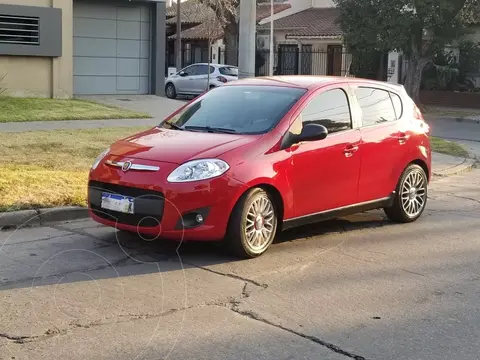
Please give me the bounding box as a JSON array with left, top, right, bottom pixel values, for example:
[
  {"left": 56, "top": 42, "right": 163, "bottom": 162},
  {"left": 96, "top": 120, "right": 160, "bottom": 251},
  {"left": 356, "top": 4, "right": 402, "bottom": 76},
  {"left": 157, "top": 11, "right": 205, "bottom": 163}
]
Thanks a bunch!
[
  {"left": 0, "top": 126, "right": 150, "bottom": 211},
  {"left": 0, "top": 97, "right": 151, "bottom": 122},
  {"left": 430, "top": 136, "right": 469, "bottom": 158}
]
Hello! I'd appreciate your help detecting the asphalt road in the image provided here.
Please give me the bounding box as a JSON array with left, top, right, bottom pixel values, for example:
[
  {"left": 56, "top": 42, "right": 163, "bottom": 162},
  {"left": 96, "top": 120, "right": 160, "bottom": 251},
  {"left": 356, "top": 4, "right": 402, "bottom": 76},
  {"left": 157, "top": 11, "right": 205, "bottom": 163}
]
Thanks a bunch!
[
  {"left": 1, "top": 169, "right": 479, "bottom": 360},
  {"left": 427, "top": 117, "right": 480, "bottom": 157}
]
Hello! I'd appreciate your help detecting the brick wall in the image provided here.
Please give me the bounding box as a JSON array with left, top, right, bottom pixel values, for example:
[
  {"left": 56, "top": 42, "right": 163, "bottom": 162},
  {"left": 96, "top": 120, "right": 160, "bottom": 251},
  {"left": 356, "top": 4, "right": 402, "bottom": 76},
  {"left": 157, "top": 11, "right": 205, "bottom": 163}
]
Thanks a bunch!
[{"left": 420, "top": 90, "right": 480, "bottom": 109}]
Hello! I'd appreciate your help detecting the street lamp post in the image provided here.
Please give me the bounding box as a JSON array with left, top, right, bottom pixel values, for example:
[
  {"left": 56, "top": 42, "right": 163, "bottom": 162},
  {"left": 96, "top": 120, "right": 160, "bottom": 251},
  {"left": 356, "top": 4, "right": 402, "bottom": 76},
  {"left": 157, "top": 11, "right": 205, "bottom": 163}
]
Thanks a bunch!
[{"left": 269, "top": 0, "right": 274, "bottom": 76}]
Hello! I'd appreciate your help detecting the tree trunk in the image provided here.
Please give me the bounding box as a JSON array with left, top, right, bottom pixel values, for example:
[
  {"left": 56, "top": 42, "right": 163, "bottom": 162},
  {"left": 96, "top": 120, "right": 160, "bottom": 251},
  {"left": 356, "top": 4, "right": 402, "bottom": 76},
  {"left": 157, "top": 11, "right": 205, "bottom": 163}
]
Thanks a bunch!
[
  {"left": 404, "top": 56, "right": 430, "bottom": 106},
  {"left": 223, "top": 22, "right": 239, "bottom": 66}
]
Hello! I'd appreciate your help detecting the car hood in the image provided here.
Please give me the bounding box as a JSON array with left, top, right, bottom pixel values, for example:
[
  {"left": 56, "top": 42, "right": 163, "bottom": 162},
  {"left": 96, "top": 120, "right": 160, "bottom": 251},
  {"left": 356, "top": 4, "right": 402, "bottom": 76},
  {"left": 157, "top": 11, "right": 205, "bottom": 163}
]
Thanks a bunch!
[{"left": 109, "top": 127, "right": 260, "bottom": 164}]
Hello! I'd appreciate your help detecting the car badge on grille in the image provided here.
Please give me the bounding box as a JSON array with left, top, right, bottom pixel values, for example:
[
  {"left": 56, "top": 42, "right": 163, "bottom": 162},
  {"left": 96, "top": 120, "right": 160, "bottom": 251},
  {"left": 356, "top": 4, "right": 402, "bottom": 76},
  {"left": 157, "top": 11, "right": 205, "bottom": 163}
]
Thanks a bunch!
[{"left": 122, "top": 161, "right": 133, "bottom": 172}]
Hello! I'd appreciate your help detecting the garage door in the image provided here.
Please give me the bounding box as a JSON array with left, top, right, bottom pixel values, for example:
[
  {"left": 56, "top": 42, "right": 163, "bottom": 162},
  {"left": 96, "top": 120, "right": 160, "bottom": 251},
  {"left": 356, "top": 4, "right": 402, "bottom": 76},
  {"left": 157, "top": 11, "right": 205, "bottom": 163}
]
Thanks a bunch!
[{"left": 73, "top": 1, "right": 151, "bottom": 95}]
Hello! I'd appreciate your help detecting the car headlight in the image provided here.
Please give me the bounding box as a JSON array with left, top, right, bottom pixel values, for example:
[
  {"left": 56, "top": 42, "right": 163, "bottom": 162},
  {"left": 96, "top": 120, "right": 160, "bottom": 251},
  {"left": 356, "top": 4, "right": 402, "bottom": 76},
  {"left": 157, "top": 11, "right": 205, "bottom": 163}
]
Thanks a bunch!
[
  {"left": 167, "top": 159, "right": 229, "bottom": 183},
  {"left": 91, "top": 147, "right": 110, "bottom": 170}
]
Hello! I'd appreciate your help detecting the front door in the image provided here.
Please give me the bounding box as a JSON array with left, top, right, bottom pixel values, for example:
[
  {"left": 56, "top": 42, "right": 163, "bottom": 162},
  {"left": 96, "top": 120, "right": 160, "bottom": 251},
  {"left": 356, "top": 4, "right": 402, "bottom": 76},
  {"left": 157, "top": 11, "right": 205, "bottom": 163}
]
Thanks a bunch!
[
  {"left": 287, "top": 87, "right": 362, "bottom": 218},
  {"left": 353, "top": 85, "right": 406, "bottom": 202},
  {"left": 176, "top": 64, "right": 198, "bottom": 93}
]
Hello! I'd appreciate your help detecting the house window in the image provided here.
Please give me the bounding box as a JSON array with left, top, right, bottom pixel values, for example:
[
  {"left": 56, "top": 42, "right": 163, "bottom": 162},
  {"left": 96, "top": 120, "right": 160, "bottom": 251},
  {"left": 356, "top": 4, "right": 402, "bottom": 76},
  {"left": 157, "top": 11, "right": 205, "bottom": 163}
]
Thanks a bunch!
[{"left": 0, "top": 14, "right": 39, "bottom": 45}]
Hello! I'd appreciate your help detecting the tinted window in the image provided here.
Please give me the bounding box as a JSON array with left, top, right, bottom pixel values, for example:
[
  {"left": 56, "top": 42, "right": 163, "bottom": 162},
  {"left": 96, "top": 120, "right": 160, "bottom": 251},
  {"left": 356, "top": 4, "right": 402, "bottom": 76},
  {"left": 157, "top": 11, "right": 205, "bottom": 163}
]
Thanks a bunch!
[
  {"left": 219, "top": 66, "right": 238, "bottom": 76},
  {"left": 390, "top": 92, "right": 403, "bottom": 119},
  {"left": 162, "top": 86, "right": 307, "bottom": 135},
  {"left": 355, "top": 87, "right": 397, "bottom": 126},
  {"left": 209, "top": 66, "right": 215, "bottom": 74},
  {"left": 196, "top": 65, "right": 209, "bottom": 75},
  {"left": 300, "top": 89, "right": 352, "bottom": 134}
]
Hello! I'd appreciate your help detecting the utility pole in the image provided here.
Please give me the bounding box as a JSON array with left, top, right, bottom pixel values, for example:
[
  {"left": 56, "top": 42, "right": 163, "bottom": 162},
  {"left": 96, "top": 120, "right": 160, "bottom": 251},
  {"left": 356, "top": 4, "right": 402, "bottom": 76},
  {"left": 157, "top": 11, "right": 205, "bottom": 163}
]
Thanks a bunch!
[
  {"left": 269, "top": 0, "right": 274, "bottom": 76},
  {"left": 238, "top": 0, "right": 256, "bottom": 79},
  {"left": 175, "top": 0, "right": 182, "bottom": 71}
]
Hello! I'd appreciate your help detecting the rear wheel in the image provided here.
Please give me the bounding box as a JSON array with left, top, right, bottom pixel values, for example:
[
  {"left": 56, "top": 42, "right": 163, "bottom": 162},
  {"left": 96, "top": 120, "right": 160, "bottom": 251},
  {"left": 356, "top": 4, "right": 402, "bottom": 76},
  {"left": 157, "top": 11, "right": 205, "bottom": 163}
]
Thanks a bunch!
[
  {"left": 165, "top": 83, "right": 177, "bottom": 99},
  {"left": 384, "top": 164, "right": 428, "bottom": 223},
  {"left": 226, "top": 188, "right": 278, "bottom": 258}
]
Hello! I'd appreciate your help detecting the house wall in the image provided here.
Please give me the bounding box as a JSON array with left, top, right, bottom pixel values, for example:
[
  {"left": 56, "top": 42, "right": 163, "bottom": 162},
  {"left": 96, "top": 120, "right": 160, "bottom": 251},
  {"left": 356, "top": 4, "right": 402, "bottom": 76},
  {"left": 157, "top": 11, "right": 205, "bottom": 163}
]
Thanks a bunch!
[
  {"left": 312, "top": 0, "right": 335, "bottom": 7},
  {"left": 0, "top": 0, "right": 73, "bottom": 98}
]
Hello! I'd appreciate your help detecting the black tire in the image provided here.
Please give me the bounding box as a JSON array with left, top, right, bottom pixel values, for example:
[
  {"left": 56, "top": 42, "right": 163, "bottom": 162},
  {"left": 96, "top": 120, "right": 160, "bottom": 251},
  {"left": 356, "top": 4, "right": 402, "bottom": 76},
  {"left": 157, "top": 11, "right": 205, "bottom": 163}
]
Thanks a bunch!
[
  {"left": 165, "top": 83, "right": 177, "bottom": 99},
  {"left": 384, "top": 164, "right": 428, "bottom": 223},
  {"left": 226, "top": 188, "right": 278, "bottom": 258}
]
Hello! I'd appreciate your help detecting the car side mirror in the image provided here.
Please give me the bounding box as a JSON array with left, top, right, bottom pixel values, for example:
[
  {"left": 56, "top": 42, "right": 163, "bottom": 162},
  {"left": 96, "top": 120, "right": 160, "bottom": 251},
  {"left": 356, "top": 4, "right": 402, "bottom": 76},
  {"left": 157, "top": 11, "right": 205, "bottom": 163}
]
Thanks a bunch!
[
  {"left": 296, "top": 123, "right": 328, "bottom": 142},
  {"left": 281, "top": 123, "right": 328, "bottom": 150},
  {"left": 179, "top": 71, "right": 188, "bottom": 77}
]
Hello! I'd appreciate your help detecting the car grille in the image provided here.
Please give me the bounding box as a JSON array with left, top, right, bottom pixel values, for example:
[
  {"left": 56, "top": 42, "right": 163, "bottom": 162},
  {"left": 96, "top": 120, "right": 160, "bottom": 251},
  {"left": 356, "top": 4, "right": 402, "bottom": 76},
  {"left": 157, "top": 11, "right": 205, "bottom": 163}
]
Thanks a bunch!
[{"left": 88, "top": 181, "right": 165, "bottom": 227}]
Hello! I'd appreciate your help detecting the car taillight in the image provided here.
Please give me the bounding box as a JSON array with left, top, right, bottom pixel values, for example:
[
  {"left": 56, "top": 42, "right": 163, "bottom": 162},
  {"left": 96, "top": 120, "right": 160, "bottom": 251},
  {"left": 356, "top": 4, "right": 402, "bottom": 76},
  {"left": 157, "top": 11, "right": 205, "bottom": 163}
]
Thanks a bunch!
[
  {"left": 216, "top": 76, "right": 228, "bottom": 83},
  {"left": 413, "top": 103, "right": 430, "bottom": 134},
  {"left": 413, "top": 103, "right": 424, "bottom": 121}
]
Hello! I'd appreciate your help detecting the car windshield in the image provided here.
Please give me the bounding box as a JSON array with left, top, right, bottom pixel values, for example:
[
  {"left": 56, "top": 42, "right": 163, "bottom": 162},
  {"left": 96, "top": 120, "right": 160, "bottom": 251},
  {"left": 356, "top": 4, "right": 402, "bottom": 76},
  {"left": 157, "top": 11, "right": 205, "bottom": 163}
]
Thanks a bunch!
[
  {"left": 219, "top": 66, "right": 238, "bottom": 76},
  {"left": 161, "top": 85, "right": 307, "bottom": 135}
]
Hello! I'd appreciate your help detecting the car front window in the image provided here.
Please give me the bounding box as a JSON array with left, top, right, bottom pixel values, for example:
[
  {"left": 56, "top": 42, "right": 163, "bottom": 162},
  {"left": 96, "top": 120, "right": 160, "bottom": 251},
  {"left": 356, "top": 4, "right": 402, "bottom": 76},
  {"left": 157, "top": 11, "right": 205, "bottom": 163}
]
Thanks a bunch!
[{"left": 161, "top": 86, "right": 307, "bottom": 135}]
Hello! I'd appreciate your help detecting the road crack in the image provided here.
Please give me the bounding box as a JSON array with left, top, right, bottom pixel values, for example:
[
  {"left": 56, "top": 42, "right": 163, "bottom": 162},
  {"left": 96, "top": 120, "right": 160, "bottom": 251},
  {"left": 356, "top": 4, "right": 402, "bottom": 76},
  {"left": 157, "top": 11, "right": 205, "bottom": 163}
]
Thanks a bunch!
[
  {"left": 183, "top": 261, "right": 268, "bottom": 289},
  {"left": 227, "top": 305, "right": 368, "bottom": 360},
  {"left": 446, "top": 193, "right": 480, "bottom": 204}
]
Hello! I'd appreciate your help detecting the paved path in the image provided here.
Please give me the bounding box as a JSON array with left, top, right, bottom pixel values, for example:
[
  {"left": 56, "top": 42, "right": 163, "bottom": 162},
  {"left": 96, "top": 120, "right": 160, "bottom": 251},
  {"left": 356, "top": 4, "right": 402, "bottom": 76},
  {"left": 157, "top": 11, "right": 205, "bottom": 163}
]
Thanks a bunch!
[{"left": 1, "top": 170, "right": 479, "bottom": 360}]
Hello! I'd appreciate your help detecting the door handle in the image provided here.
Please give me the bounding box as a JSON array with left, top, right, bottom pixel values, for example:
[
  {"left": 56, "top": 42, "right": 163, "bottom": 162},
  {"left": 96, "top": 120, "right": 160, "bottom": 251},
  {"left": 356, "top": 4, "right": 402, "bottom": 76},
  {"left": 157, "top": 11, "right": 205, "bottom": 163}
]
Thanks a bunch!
[
  {"left": 343, "top": 145, "right": 359, "bottom": 157},
  {"left": 397, "top": 133, "right": 410, "bottom": 144}
]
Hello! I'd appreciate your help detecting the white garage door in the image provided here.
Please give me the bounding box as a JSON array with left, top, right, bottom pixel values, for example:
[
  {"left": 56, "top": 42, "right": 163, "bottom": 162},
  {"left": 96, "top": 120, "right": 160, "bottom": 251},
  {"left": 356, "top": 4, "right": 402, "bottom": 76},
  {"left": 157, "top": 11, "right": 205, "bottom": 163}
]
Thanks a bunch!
[{"left": 73, "top": 1, "right": 151, "bottom": 95}]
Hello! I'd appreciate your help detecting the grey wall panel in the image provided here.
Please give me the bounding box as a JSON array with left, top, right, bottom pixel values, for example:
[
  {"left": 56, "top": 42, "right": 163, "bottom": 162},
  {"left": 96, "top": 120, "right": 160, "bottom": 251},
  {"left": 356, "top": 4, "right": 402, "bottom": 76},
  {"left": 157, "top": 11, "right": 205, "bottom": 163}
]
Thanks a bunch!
[
  {"left": 74, "top": 18, "right": 117, "bottom": 38},
  {"left": 73, "top": 0, "right": 151, "bottom": 95},
  {"left": 73, "top": 38, "right": 117, "bottom": 57},
  {"left": 117, "top": 6, "right": 141, "bottom": 21},
  {"left": 116, "top": 21, "right": 142, "bottom": 40},
  {"left": 152, "top": 1, "right": 166, "bottom": 96},
  {"left": 117, "top": 76, "right": 140, "bottom": 91},
  {"left": 0, "top": 3, "right": 62, "bottom": 57},
  {"left": 117, "top": 59, "right": 140, "bottom": 76}
]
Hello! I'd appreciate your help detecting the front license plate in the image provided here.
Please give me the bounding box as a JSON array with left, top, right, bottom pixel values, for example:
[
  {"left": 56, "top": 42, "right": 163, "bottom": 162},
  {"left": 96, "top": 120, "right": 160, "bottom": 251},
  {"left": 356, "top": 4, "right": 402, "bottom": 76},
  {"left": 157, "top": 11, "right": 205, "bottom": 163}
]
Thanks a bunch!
[{"left": 101, "top": 193, "right": 134, "bottom": 214}]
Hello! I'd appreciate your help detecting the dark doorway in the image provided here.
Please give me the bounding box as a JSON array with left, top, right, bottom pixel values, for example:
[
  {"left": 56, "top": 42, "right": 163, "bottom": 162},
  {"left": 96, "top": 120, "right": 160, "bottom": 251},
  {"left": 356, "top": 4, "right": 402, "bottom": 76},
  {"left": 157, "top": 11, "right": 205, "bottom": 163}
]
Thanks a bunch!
[{"left": 327, "top": 45, "right": 343, "bottom": 76}]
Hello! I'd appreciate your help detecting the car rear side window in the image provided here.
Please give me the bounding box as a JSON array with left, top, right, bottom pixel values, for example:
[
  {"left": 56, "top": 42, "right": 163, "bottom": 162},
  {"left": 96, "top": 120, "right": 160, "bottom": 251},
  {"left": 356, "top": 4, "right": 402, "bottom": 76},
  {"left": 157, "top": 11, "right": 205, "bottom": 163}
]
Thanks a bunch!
[
  {"left": 300, "top": 88, "right": 352, "bottom": 134},
  {"left": 219, "top": 66, "right": 238, "bottom": 76},
  {"left": 355, "top": 87, "right": 397, "bottom": 126},
  {"left": 390, "top": 92, "right": 403, "bottom": 119}
]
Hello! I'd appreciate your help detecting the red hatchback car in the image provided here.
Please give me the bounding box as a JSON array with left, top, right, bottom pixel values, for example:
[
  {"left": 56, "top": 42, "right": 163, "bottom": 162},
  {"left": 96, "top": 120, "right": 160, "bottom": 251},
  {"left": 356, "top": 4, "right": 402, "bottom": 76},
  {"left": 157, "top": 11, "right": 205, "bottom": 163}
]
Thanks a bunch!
[{"left": 88, "top": 76, "right": 431, "bottom": 258}]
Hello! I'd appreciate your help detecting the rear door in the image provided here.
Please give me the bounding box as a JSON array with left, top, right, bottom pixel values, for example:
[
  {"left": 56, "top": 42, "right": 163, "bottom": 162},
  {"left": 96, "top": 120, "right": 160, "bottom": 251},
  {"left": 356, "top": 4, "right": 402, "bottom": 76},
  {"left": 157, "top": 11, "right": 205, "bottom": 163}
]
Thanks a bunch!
[
  {"left": 190, "top": 65, "right": 213, "bottom": 93},
  {"left": 353, "top": 85, "right": 407, "bottom": 202}
]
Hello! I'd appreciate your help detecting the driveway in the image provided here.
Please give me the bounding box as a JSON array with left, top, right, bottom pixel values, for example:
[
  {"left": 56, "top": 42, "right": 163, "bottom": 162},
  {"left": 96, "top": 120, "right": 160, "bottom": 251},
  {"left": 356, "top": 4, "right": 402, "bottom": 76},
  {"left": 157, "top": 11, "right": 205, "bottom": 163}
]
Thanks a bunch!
[
  {"left": 426, "top": 117, "right": 480, "bottom": 158},
  {"left": 1, "top": 170, "right": 480, "bottom": 360},
  {"left": 78, "top": 95, "right": 188, "bottom": 122}
]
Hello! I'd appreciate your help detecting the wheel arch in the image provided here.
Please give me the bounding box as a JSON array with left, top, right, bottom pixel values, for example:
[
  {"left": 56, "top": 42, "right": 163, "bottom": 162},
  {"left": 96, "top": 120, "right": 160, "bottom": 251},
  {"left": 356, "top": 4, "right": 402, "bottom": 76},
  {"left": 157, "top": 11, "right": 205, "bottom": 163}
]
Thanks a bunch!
[
  {"left": 409, "top": 159, "right": 430, "bottom": 181},
  {"left": 228, "top": 183, "right": 285, "bottom": 231}
]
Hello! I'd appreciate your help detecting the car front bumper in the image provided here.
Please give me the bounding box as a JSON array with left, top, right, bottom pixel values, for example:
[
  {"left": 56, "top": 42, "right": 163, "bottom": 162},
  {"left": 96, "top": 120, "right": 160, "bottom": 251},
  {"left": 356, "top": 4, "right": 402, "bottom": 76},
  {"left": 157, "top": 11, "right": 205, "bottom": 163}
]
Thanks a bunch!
[{"left": 87, "top": 160, "right": 243, "bottom": 241}]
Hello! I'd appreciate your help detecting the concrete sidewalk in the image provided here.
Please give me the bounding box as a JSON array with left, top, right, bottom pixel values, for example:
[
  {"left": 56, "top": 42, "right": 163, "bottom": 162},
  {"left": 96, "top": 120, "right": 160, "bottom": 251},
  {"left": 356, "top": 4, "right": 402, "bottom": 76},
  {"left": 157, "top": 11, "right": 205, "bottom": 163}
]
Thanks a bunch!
[{"left": 432, "top": 152, "right": 477, "bottom": 177}]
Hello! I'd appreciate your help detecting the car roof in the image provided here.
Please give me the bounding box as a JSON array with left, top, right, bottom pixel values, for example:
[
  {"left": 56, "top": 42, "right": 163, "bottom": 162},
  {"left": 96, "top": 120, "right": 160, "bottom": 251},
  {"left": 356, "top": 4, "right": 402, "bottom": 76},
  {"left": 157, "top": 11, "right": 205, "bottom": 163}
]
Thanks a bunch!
[
  {"left": 188, "top": 63, "right": 237, "bottom": 68},
  {"left": 225, "top": 75, "right": 405, "bottom": 93}
]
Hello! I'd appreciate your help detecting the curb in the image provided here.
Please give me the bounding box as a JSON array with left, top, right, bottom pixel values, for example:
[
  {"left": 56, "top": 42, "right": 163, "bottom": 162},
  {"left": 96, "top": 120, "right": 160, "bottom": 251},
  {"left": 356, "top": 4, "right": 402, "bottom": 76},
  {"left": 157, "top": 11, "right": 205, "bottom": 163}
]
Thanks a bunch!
[
  {"left": 0, "top": 206, "right": 89, "bottom": 230},
  {"left": 432, "top": 157, "right": 478, "bottom": 177}
]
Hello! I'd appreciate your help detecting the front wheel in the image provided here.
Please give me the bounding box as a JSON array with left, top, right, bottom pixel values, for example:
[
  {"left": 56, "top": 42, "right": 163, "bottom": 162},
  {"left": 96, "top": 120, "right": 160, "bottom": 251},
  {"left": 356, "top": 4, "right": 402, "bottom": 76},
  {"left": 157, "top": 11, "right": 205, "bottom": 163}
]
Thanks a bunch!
[
  {"left": 226, "top": 188, "right": 278, "bottom": 258},
  {"left": 165, "top": 83, "right": 177, "bottom": 99},
  {"left": 384, "top": 164, "right": 428, "bottom": 223}
]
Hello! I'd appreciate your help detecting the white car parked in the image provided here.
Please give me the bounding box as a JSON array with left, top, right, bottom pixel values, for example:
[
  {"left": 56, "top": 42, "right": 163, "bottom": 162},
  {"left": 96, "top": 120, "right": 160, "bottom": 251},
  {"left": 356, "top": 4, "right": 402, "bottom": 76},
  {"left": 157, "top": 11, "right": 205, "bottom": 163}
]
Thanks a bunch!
[{"left": 165, "top": 63, "right": 238, "bottom": 99}]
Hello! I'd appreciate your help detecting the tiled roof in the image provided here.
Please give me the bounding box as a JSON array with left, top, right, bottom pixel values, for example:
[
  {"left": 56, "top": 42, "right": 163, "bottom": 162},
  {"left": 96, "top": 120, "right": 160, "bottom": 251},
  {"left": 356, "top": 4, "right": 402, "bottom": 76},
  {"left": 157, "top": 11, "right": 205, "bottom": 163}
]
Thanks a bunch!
[
  {"left": 166, "top": 0, "right": 291, "bottom": 25},
  {"left": 169, "top": 22, "right": 224, "bottom": 40},
  {"left": 258, "top": 7, "right": 343, "bottom": 39},
  {"left": 256, "top": 3, "right": 291, "bottom": 22}
]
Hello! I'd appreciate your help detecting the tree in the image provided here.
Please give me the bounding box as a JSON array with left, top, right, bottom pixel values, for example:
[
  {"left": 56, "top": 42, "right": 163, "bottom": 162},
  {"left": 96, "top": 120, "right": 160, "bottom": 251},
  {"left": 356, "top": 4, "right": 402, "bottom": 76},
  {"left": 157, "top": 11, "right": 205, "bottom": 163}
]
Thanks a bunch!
[
  {"left": 334, "top": 0, "right": 480, "bottom": 105},
  {"left": 199, "top": 0, "right": 238, "bottom": 66}
]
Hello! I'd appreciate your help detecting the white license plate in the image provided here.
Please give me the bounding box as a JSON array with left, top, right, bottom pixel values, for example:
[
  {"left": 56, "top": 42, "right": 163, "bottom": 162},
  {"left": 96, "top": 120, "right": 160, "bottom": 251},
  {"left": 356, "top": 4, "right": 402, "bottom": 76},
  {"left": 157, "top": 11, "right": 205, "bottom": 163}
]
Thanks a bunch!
[{"left": 101, "top": 193, "right": 134, "bottom": 214}]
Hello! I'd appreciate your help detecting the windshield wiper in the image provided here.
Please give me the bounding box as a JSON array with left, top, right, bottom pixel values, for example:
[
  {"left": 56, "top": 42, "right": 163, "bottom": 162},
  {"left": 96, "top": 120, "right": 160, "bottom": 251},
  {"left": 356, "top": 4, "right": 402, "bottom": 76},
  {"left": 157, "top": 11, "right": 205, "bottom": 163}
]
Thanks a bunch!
[
  {"left": 164, "top": 121, "right": 184, "bottom": 131},
  {"left": 184, "top": 126, "right": 237, "bottom": 134}
]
